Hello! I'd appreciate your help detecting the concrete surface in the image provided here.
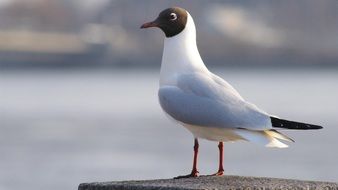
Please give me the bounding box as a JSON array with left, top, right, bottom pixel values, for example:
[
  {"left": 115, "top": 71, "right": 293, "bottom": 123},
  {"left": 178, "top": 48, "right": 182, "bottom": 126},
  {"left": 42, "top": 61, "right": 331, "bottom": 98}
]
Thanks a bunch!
[{"left": 78, "top": 175, "right": 338, "bottom": 190}]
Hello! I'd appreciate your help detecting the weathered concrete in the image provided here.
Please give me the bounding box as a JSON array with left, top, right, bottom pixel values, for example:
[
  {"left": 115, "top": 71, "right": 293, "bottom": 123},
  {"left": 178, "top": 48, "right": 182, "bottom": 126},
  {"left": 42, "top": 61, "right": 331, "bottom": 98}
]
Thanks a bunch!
[{"left": 79, "top": 175, "right": 338, "bottom": 190}]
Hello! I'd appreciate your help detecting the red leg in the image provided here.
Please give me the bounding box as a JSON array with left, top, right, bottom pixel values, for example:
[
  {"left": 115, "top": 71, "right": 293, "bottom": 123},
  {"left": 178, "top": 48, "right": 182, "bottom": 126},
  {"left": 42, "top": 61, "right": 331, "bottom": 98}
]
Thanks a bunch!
[
  {"left": 216, "top": 142, "right": 224, "bottom": 175},
  {"left": 174, "top": 138, "right": 199, "bottom": 179},
  {"left": 191, "top": 138, "right": 199, "bottom": 175}
]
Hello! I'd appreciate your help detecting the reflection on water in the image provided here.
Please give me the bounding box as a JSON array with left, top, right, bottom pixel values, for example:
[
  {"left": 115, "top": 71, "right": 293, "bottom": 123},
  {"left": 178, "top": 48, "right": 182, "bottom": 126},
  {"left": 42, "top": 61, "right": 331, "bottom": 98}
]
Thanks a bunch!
[{"left": 0, "top": 67, "right": 337, "bottom": 190}]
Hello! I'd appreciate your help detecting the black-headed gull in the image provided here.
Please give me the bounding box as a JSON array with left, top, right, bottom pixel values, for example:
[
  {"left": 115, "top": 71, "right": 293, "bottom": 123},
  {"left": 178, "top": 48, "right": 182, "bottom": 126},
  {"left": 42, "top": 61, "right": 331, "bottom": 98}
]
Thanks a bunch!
[{"left": 141, "top": 7, "right": 322, "bottom": 178}]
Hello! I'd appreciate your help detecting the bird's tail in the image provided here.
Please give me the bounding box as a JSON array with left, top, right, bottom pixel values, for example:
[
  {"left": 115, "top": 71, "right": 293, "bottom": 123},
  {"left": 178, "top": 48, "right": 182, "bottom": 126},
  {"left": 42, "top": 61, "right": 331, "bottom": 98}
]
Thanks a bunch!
[
  {"left": 270, "top": 117, "right": 323, "bottom": 130},
  {"left": 265, "top": 129, "right": 295, "bottom": 142},
  {"left": 234, "top": 117, "right": 321, "bottom": 148},
  {"left": 234, "top": 129, "right": 292, "bottom": 148}
]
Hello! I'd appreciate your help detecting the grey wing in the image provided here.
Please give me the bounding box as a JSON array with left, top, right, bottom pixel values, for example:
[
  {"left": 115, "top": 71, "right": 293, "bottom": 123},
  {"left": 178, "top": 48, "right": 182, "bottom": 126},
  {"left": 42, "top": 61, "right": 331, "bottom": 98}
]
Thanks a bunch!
[{"left": 158, "top": 73, "right": 271, "bottom": 130}]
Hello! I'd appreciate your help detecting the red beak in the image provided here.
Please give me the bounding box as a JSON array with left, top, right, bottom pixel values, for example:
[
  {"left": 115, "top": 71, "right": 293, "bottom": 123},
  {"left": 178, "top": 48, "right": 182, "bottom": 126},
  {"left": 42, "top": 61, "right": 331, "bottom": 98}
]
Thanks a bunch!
[{"left": 140, "top": 21, "right": 158, "bottom": 29}]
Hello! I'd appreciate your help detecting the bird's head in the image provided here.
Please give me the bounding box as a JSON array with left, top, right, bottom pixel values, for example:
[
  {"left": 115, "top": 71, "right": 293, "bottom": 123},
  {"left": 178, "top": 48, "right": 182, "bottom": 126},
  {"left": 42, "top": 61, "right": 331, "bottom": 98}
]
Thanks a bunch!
[{"left": 140, "top": 7, "right": 188, "bottom": 38}]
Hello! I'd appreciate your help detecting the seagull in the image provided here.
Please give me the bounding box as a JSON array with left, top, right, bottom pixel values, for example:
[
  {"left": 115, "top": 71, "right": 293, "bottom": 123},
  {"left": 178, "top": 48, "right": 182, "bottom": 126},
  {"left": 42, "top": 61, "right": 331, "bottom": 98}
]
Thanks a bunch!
[{"left": 141, "top": 7, "right": 323, "bottom": 178}]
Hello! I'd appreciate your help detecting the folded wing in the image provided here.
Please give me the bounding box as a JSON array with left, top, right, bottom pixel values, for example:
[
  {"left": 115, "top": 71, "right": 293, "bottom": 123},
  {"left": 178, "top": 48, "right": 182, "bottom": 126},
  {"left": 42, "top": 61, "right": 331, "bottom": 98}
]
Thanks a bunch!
[{"left": 158, "top": 73, "right": 272, "bottom": 130}]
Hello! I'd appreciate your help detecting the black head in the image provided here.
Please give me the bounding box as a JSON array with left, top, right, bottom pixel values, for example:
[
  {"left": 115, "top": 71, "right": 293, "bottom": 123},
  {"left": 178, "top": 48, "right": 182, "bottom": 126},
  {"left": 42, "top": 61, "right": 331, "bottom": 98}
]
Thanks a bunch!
[{"left": 141, "top": 7, "right": 188, "bottom": 38}]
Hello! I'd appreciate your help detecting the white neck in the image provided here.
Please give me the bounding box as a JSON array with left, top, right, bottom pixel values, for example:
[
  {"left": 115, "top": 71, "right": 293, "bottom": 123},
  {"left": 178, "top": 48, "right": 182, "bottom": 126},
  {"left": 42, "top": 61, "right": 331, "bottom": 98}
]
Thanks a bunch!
[{"left": 160, "top": 13, "right": 208, "bottom": 86}]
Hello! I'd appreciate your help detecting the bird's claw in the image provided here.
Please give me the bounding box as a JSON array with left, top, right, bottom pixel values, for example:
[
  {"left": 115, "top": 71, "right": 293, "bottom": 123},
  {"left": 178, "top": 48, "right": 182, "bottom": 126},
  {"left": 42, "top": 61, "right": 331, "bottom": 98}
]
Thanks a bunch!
[
  {"left": 212, "top": 170, "right": 224, "bottom": 176},
  {"left": 202, "top": 170, "right": 224, "bottom": 177},
  {"left": 174, "top": 170, "right": 199, "bottom": 179}
]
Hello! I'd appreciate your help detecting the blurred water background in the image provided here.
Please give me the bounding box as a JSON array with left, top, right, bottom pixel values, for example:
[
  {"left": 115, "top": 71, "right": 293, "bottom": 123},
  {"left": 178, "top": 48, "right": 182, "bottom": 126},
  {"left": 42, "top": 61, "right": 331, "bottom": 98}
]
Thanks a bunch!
[{"left": 0, "top": 0, "right": 337, "bottom": 190}]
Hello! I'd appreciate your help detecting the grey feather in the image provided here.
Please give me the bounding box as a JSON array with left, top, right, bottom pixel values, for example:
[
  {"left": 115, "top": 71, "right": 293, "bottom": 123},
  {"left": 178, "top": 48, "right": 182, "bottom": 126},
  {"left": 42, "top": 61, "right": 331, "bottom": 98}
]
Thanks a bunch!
[{"left": 158, "top": 73, "right": 271, "bottom": 130}]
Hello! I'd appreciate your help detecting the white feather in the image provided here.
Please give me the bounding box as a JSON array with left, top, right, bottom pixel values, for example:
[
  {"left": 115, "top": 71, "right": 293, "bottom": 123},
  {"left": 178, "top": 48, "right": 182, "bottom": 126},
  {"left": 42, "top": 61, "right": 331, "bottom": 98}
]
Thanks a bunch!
[{"left": 183, "top": 125, "right": 289, "bottom": 148}]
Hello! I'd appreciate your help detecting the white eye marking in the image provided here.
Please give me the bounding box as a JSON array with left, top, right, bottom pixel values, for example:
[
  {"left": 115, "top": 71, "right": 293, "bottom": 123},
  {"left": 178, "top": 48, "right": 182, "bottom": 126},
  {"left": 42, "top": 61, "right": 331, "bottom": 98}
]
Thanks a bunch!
[{"left": 170, "top": 13, "right": 177, "bottom": 21}]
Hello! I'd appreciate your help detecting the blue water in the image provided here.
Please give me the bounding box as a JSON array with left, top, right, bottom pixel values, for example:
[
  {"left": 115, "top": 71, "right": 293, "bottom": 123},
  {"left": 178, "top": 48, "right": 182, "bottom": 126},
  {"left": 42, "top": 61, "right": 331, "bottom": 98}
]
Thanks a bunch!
[{"left": 0, "top": 67, "right": 337, "bottom": 190}]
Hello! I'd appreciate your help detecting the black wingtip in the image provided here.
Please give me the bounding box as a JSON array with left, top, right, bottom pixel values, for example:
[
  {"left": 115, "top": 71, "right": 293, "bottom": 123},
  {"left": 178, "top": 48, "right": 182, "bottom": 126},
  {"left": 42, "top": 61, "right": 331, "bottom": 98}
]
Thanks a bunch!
[
  {"left": 270, "top": 117, "right": 323, "bottom": 130},
  {"left": 315, "top": 125, "right": 323, "bottom": 129}
]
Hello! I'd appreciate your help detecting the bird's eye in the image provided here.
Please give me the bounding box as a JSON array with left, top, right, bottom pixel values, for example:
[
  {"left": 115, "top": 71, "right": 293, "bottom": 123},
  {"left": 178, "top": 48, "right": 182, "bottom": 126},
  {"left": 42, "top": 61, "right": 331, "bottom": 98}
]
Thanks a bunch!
[{"left": 169, "top": 13, "right": 177, "bottom": 21}]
